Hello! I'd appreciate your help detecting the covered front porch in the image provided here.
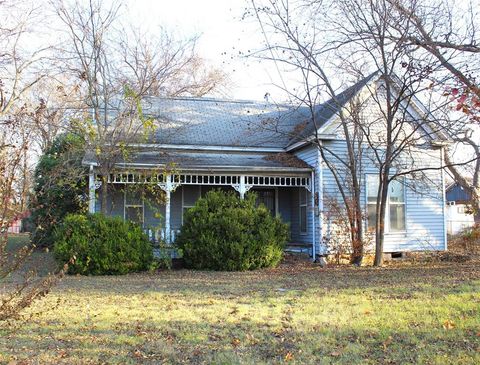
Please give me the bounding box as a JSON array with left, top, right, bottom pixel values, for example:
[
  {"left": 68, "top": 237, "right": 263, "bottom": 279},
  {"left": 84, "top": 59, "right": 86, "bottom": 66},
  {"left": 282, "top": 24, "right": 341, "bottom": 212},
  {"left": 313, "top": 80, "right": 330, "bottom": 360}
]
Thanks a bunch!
[{"left": 88, "top": 169, "right": 317, "bottom": 256}]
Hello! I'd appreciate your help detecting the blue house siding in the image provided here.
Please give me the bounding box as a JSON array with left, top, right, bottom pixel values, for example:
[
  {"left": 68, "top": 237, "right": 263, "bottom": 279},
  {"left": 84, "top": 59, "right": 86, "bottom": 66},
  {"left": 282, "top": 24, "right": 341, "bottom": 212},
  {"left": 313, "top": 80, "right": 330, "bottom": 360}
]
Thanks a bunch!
[
  {"left": 277, "top": 188, "right": 292, "bottom": 224},
  {"left": 321, "top": 139, "right": 446, "bottom": 252},
  {"left": 294, "top": 145, "right": 320, "bottom": 253}
]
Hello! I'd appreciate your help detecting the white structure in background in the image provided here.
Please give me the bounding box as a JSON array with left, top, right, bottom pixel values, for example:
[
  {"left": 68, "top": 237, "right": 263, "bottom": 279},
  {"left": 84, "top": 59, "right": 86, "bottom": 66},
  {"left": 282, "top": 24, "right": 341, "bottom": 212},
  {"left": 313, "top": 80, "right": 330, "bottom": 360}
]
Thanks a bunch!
[{"left": 445, "top": 182, "right": 475, "bottom": 235}]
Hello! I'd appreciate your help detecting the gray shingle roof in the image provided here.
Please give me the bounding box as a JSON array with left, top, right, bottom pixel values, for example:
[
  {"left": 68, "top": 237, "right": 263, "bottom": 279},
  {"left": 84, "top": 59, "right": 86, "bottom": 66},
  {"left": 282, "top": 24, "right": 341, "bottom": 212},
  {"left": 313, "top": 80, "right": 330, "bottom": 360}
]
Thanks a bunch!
[
  {"left": 83, "top": 149, "right": 312, "bottom": 172},
  {"left": 142, "top": 97, "right": 311, "bottom": 148},
  {"left": 83, "top": 74, "right": 378, "bottom": 171},
  {"left": 139, "top": 73, "right": 377, "bottom": 149}
]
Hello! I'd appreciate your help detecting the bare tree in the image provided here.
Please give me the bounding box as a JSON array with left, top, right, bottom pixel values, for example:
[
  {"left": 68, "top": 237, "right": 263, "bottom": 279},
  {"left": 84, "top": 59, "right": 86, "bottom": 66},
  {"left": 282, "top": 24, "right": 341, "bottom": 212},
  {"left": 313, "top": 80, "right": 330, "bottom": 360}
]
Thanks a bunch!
[
  {"left": 0, "top": 102, "right": 69, "bottom": 322},
  {"left": 119, "top": 28, "right": 228, "bottom": 97},
  {"left": 249, "top": 0, "right": 368, "bottom": 264},
  {"left": 54, "top": 0, "right": 229, "bottom": 214},
  {"left": 382, "top": 0, "right": 480, "bottom": 218},
  {"left": 250, "top": 0, "right": 464, "bottom": 265},
  {"left": 0, "top": 0, "right": 74, "bottom": 321}
]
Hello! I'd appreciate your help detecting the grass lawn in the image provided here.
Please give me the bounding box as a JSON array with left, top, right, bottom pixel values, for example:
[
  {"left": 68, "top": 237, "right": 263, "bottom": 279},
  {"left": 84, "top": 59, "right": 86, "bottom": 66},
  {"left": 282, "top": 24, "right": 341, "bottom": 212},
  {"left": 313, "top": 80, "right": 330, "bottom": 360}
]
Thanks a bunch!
[{"left": 1, "top": 235, "right": 479, "bottom": 364}]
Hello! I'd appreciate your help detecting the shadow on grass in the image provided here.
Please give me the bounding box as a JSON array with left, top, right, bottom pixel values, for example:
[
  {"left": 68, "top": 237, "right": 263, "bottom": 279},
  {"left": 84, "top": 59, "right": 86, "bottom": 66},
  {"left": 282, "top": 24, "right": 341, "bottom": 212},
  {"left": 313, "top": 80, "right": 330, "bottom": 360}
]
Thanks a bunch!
[
  {"left": 53, "top": 260, "right": 480, "bottom": 298},
  {"left": 2, "top": 234, "right": 57, "bottom": 283},
  {"left": 3, "top": 314, "right": 479, "bottom": 365},
  {"left": 2, "top": 235, "right": 480, "bottom": 364}
]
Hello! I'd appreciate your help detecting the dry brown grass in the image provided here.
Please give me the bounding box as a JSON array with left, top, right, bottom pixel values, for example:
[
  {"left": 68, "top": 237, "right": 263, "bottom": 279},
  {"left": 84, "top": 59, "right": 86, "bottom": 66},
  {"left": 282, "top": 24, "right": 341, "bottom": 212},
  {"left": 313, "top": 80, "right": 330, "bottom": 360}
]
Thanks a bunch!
[{"left": 1, "top": 236, "right": 479, "bottom": 364}]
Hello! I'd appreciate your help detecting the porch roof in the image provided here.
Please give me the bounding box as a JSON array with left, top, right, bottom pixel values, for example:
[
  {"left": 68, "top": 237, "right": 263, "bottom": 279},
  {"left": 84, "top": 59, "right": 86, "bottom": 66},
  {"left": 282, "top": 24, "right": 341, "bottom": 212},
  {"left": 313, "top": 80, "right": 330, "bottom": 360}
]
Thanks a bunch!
[{"left": 83, "top": 150, "right": 313, "bottom": 174}]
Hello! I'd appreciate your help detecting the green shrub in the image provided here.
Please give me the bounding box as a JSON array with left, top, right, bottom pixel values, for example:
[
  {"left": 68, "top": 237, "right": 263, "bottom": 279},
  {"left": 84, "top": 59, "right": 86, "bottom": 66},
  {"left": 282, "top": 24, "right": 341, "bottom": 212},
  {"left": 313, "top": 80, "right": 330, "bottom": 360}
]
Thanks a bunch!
[
  {"left": 31, "top": 133, "right": 86, "bottom": 247},
  {"left": 176, "top": 190, "right": 289, "bottom": 271},
  {"left": 54, "top": 213, "right": 153, "bottom": 275}
]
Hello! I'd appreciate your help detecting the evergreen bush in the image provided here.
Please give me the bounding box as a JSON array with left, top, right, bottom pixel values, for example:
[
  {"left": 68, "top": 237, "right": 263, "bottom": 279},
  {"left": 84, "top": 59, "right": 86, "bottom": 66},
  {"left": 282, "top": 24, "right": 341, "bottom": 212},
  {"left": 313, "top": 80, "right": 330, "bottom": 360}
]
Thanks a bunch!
[
  {"left": 30, "top": 133, "right": 86, "bottom": 247},
  {"left": 176, "top": 190, "right": 289, "bottom": 271},
  {"left": 54, "top": 213, "right": 153, "bottom": 275}
]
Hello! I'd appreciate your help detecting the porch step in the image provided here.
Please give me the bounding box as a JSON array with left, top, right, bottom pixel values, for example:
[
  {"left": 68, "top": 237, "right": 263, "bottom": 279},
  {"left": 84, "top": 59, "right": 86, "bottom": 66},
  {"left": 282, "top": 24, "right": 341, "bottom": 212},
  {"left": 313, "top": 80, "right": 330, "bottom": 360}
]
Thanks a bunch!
[
  {"left": 153, "top": 246, "right": 180, "bottom": 259},
  {"left": 284, "top": 242, "right": 312, "bottom": 255}
]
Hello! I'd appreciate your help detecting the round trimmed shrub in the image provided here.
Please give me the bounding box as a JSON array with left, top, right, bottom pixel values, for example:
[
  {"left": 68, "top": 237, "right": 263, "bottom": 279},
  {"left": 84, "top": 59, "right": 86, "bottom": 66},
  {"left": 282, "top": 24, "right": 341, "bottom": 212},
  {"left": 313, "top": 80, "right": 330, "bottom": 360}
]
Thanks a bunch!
[
  {"left": 176, "top": 190, "right": 289, "bottom": 271},
  {"left": 53, "top": 213, "right": 153, "bottom": 275}
]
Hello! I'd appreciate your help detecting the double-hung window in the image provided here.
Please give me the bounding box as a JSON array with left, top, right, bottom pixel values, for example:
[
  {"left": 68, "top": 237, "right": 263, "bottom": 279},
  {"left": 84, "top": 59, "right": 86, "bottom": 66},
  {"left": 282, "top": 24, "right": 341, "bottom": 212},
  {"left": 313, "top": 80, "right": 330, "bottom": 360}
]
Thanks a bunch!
[
  {"left": 366, "top": 175, "right": 406, "bottom": 233},
  {"left": 299, "top": 188, "right": 308, "bottom": 234},
  {"left": 125, "top": 189, "right": 144, "bottom": 226},
  {"left": 182, "top": 185, "right": 201, "bottom": 223}
]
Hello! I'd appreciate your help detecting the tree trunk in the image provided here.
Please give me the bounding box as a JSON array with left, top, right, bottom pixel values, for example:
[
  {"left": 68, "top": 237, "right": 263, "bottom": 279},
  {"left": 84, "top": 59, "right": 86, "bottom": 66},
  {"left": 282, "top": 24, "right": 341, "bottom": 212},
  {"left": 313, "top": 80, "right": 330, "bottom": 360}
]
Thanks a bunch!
[
  {"left": 350, "top": 193, "right": 364, "bottom": 266},
  {"left": 473, "top": 186, "right": 480, "bottom": 223},
  {"left": 342, "top": 119, "right": 364, "bottom": 266},
  {"left": 101, "top": 174, "right": 108, "bottom": 214},
  {"left": 374, "top": 174, "right": 389, "bottom": 266}
]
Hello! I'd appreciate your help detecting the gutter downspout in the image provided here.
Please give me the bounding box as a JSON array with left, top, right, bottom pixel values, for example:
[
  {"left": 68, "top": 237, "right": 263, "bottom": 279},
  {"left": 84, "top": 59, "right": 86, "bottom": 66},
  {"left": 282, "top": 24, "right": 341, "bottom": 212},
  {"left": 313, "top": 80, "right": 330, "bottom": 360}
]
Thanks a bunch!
[
  {"left": 311, "top": 170, "right": 316, "bottom": 261},
  {"left": 441, "top": 147, "right": 448, "bottom": 250},
  {"left": 317, "top": 147, "right": 324, "bottom": 256}
]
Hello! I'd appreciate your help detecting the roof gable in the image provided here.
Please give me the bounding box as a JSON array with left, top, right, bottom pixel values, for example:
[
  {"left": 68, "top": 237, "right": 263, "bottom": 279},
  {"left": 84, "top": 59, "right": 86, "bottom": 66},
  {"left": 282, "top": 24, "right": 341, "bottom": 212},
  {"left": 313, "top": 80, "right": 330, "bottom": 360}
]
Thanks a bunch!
[
  {"left": 311, "top": 73, "right": 449, "bottom": 144},
  {"left": 288, "top": 72, "right": 379, "bottom": 145}
]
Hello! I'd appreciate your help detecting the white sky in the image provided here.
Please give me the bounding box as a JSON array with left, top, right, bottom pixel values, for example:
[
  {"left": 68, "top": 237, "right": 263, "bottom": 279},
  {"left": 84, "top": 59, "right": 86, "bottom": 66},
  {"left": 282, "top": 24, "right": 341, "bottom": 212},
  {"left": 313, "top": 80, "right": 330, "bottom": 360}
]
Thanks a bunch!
[{"left": 126, "top": 0, "right": 287, "bottom": 101}]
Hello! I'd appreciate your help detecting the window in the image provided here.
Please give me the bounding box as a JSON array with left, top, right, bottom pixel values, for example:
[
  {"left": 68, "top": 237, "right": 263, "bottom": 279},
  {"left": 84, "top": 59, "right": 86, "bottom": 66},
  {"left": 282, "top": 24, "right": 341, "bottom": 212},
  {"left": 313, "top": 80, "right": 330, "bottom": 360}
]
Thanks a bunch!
[
  {"left": 367, "top": 176, "right": 378, "bottom": 231},
  {"left": 299, "top": 188, "right": 308, "bottom": 234},
  {"left": 124, "top": 189, "right": 144, "bottom": 225},
  {"left": 182, "top": 186, "right": 201, "bottom": 222},
  {"left": 366, "top": 175, "right": 406, "bottom": 233},
  {"left": 388, "top": 179, "right": 406, "bottom": 231}
]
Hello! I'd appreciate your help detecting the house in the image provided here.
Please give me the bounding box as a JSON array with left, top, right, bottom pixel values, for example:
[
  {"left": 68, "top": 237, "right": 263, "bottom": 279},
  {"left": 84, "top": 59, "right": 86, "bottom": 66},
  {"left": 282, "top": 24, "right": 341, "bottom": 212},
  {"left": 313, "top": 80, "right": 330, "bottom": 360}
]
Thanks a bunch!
[
  {"left": 3, "top": 211, "right": 29, "bottom": 234},
  {"left": 446, "top": 182, "right": 476, "bottom": 235},
  {"left": 83, "top": 74, "right": 448, "bottom": 258}
]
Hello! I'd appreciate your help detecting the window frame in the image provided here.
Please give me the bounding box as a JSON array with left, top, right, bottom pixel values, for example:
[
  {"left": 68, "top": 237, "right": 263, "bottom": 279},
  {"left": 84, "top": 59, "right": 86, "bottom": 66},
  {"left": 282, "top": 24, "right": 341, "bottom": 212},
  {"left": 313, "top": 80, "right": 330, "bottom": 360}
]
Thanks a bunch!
[
  {"left": 124, "top": 188, "right": 145, "bottom": 226},
  {"left": 366, "top": 175, "right": 407, "bottom": 234},
  {"left": 182, "top": 185, "right": 201, "bottom": 224},
  {"left": 299, "top": 188, "right": 308, "bottom": 235}
]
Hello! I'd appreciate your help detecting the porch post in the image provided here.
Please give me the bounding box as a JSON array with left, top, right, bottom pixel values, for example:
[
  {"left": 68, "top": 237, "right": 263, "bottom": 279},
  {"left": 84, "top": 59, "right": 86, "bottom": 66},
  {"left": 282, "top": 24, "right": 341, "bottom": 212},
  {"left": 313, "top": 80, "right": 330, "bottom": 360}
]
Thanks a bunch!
[
  {"left": 239, "top": 175, "right": 246, "bottom": 199},
  {"left": 317, "top": 148, "right": 325, "bottom": 256},
  {"left": 158, "top": 174, "right": 179, "bottom": 243},
  {"left": 165, "top": 188, "right": 171, "bottom": 243},
  {"left": 88, "top": 165, "right": 96, "bottom": 213}
]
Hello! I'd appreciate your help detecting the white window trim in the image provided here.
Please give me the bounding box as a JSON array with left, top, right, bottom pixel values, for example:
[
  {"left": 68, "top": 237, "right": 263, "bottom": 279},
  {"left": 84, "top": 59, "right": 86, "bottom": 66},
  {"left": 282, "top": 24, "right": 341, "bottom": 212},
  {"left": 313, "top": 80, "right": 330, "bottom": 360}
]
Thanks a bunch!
[
  {"left": 299, "top": 188, "right": 308, "bottom": 235},
  {"left": 366, "top": 175, "right": 407, "bottom": 234},
  {"left": 124, "top": 187, "right": 145, "bottom": 226}
]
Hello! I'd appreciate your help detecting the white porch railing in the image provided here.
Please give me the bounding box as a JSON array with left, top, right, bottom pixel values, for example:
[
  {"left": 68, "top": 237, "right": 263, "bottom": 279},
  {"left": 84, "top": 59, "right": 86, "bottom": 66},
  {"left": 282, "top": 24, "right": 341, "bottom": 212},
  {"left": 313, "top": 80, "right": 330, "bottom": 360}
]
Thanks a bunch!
[
  {"left": 144, "top": 227, "right": 181, "bottom": 258},
  {"left": 145, "top": 227, "right": 180, "bottom": 243}
]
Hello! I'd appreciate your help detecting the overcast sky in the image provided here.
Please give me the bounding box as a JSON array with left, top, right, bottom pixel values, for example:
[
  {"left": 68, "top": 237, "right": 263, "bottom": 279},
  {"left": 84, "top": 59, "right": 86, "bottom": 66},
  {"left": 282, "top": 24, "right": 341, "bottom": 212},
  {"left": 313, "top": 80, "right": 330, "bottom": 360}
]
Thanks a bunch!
[{"left": 126, "top": 0, "right": 287, "bottom": 101}]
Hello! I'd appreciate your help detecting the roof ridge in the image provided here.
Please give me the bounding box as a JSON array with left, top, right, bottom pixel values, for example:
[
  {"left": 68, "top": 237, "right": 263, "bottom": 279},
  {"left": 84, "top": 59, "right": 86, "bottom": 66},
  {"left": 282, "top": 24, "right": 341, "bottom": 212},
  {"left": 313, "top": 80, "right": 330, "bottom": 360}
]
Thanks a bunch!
[{"left": 142, "top": 95, "right": 289, "bottom": 106}]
